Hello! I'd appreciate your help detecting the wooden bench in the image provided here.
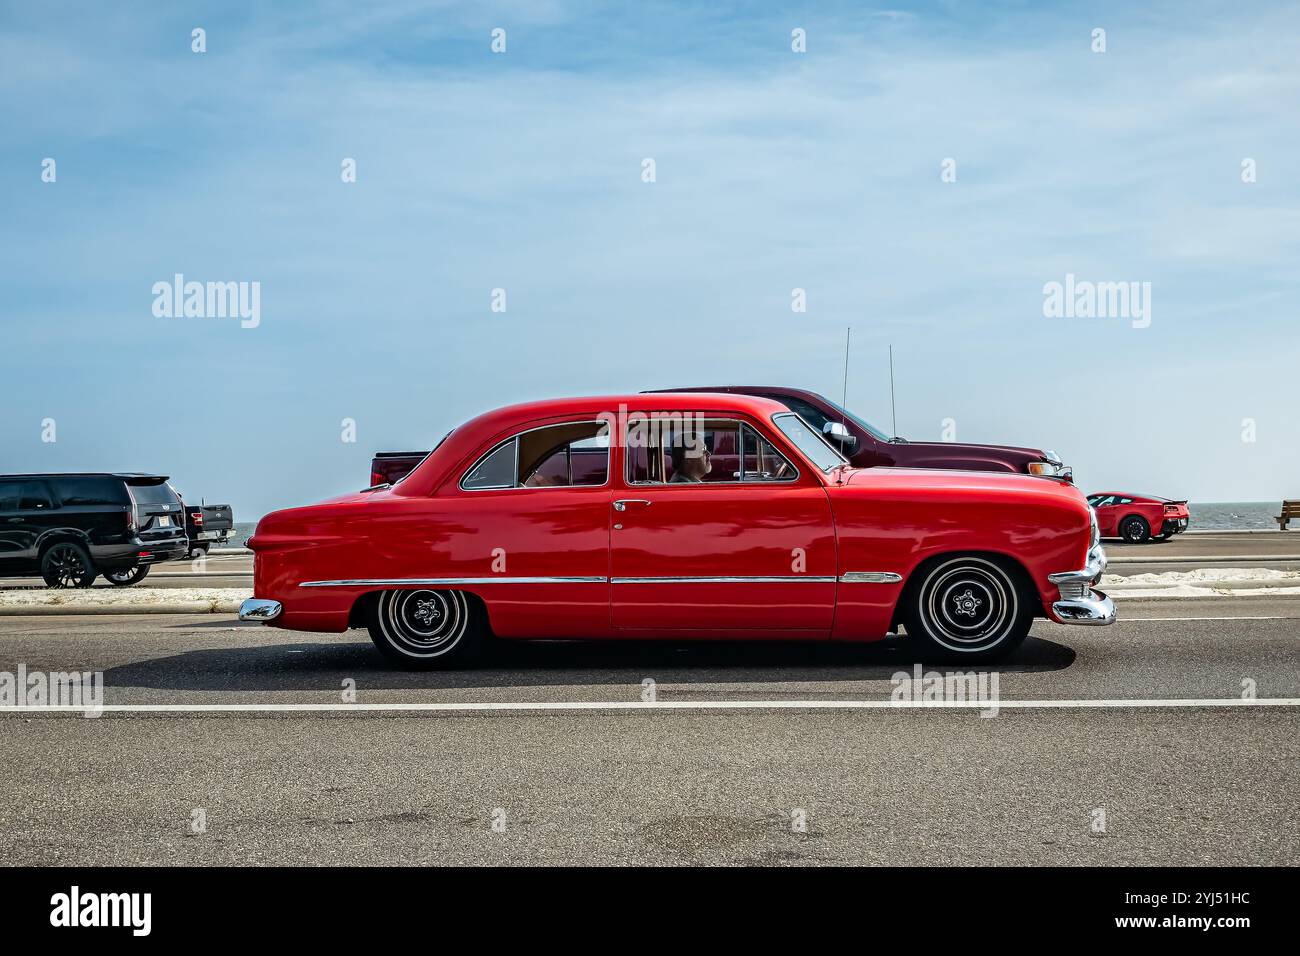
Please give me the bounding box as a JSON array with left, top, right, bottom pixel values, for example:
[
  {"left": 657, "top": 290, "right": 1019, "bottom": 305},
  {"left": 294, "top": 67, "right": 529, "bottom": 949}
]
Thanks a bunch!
[{"left": 1277, "top": 500, "right": 1300, "bottom": 530}]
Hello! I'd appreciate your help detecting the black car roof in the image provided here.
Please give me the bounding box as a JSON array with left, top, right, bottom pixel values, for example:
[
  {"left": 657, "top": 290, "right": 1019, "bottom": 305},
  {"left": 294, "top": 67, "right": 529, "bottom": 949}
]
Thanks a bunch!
[{"left": 0, "top": 473, "right": 169, "bottom": 482}]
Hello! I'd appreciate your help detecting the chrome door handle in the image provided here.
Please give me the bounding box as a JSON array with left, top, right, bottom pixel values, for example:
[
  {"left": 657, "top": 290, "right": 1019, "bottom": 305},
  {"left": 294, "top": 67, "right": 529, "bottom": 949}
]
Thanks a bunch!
[{"left": 613, "top": 499, "right": 651, "bottom": 512}]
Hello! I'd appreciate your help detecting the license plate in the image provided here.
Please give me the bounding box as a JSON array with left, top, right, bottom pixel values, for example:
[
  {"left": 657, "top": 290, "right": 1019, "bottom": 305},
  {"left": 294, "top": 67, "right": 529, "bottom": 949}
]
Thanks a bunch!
[{"left": 158, "top": 516, "right": 171, "bottom": 527}]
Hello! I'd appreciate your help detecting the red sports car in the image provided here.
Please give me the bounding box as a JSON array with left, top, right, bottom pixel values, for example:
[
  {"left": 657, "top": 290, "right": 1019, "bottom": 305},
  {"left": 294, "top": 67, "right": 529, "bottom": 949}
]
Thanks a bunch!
[
  {"left": 1086, "top": 492, "right": 1190, "bottom": 543},
  {"left": 242, "top": 393, "right": 1113, "bottom": 668}
]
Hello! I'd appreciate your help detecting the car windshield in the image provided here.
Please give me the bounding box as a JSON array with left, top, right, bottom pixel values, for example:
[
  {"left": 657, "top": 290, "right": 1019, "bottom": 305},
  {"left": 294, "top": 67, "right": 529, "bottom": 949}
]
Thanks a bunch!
[
  {"left": 772, "top": 413, "right": 848, "bottom": 473},
  {"left": 820, "top": 396, "right": 893, "bottom": 442}
]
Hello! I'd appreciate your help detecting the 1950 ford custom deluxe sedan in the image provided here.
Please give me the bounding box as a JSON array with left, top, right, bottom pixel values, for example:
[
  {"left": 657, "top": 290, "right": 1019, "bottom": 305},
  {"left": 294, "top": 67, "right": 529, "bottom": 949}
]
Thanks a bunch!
[{"left": 242, "top": 393, "right": 1113, "bottom": 668}]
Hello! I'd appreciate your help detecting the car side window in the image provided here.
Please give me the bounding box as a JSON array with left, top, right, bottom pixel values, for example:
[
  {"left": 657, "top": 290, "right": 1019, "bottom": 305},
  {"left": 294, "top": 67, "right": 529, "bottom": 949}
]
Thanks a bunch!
[
  {"left": 52, "top": 476, "right": 127, "bottom": 507},
  {"left": 462, "top": 421, "right": 610, "bottom": 490},
  {"left": 18, "top": 481, "right": 53, "bottom": 510},
  {"left": 0, "top": 481, "right": 20, "bottom": 513},
  {"left": 625, "top": 416, "right": 796, "bottom": 484}
]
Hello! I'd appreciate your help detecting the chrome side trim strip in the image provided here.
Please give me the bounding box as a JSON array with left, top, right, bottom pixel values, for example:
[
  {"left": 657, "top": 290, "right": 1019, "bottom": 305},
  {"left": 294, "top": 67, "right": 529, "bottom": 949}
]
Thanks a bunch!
[
  {"left": 611, "top": 576, "right": 836, "bottom": 584},
  {"left": 300, "top": 575, "right": 845, "bottom": 588},
  {"left": 838, "top": 572, "right": 903, "bottom": 583},
  {"left": 299, "top": 576, "right": 607, "bottom": 588}
]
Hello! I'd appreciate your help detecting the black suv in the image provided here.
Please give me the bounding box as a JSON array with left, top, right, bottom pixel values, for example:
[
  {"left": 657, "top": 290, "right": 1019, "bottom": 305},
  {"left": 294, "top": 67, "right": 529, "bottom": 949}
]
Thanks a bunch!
[{"left": 0, "top": 474, "right": 188, "bottom": 587}]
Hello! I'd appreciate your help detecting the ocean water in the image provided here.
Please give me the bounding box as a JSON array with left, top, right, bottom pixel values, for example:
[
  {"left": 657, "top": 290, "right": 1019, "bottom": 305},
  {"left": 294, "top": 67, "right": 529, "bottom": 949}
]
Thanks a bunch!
[
  {"left": 1185, "top": 502, "right": 1283, "bottom": 530},
  {"left": 228, "top": 501, "right": 1285, "bottom": 545}
]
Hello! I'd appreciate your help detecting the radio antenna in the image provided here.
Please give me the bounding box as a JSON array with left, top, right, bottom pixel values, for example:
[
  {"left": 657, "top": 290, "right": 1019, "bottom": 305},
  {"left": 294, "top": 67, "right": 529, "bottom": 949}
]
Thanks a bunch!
[
  {"left": 841, "top": 327, "right": 851, "bottom": 412},
  {"left": 889, "top": 344, "right": 897, "bottom": 439}
]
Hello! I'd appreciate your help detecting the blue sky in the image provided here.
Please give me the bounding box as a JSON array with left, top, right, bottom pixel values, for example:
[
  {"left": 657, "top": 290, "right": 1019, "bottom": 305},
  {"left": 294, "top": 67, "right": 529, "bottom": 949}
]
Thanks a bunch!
[{"left": 2, "top": 0, "right": 1298, "bottom": 519}]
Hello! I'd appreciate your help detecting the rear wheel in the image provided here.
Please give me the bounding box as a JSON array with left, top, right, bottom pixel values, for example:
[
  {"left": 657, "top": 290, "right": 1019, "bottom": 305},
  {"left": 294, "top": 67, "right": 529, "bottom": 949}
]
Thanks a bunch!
[
  {"left": 367, "top": 589, "right": 487, "bottom": 669},
  {"left": 902, "top": 555, "right": 1032, "bottom": 663},
  {"left": 1120, "top": 515, "right": 1150, "bottom": 543},
  {"left": 41, "top": 543, "right": 96, "bottom": 588},
  {"left": 104, "top": 565, "right": 150, "bottom": 586}
]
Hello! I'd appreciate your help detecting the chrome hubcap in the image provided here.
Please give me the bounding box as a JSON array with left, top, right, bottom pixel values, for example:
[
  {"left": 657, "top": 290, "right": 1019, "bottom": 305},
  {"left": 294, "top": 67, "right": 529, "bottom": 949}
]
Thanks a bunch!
[
  {"left": 378, "top": 589, "right": 470, "bottom": 658},
  {"left": 919, "top": 559, "right": 1016, "bottom": 652}
]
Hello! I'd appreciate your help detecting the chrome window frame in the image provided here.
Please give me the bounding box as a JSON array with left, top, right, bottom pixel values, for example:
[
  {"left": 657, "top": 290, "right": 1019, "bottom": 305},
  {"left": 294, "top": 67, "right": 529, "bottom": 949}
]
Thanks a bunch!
[
  {"left": 459, "top": 420, "right": 612, "bottom": 492},
  {"left": 771, "top": 412, "right": 849, "bottom": 474},
  {"left": 623, "top": 415, "right": 800, "bottom": 487}
]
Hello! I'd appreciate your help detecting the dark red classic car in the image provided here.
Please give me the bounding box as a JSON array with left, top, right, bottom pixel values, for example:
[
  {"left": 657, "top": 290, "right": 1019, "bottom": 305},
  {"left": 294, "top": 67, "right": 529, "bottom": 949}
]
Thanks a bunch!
[
  {"left": 243, "top": 394, "right": 1112, "bottom": 668},
  {"left": 648, "top": 386, "right": 1072, "bottom": 480},
  {"left": 1086, "top": 492, "right": 1190, "bottom": 543},
  {"left": 369, "top": 385, "right": 1071, "bottom": 487}
]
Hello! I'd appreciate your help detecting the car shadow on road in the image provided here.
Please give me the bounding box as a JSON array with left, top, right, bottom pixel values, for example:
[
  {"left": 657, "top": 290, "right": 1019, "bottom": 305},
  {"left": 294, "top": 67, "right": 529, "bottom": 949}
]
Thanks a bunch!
[{"left": 109, "top": 628, "right": 1077, "bottom": 692}]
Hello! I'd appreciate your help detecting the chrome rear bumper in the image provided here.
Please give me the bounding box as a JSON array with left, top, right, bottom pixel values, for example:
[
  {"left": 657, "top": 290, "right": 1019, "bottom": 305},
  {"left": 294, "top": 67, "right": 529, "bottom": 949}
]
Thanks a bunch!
[{"left": 239, "top": 598, "right": 282, "bottom": 622}]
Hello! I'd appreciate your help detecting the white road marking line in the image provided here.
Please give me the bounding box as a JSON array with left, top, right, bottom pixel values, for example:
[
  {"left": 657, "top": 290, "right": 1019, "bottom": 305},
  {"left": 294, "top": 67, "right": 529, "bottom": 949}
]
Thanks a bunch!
[
  {"left": 1117, "top": 616, "right": 1289, "bottom": 621},
  {"left": 2, "top": 698, "right": 1298, "bottom": 714},
  {"left": 1110, "top": 555, "right": 1300, "bottom": 562}
]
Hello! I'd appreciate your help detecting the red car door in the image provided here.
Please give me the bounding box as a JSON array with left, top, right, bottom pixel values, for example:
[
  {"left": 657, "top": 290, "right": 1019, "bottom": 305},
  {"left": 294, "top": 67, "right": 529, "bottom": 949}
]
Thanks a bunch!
[{"left": 609, "top": 415, "right": 837, "bottom": 634}]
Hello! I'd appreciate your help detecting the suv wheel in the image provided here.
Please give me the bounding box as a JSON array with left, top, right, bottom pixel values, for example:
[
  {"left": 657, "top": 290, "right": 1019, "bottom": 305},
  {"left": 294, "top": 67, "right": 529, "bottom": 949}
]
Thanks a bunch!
[
  {"left": 41, "top": 543, "right": 96, "bottom": 588},
  {"left": 104, "top": 565, "right": 151, "bottom": 586}
]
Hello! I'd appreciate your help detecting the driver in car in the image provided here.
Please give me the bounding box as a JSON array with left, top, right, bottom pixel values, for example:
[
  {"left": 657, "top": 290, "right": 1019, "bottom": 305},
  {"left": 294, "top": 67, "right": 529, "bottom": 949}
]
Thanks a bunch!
[{"left": 669, "top": 431, "right": 712, "bottom": 482}]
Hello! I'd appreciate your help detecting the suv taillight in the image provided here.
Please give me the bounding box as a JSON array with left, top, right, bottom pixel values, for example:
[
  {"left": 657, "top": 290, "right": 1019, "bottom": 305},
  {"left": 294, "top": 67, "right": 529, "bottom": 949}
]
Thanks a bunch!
[
  {"left": 192, "top": 511, "right": 204, "bottom": 526},
  {"left": 126, "top": 508, "right": 136, "bottom": 533}
]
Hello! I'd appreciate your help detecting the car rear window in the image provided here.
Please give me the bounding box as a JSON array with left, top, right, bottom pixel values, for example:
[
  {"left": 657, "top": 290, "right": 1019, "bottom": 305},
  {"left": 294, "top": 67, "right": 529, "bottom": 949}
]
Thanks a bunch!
[
  {"left": 51, "top": 476, "right": 130, "bottom": 506},
  {"left": 127, "top": 481, "right": 179, "bottom": 506}
]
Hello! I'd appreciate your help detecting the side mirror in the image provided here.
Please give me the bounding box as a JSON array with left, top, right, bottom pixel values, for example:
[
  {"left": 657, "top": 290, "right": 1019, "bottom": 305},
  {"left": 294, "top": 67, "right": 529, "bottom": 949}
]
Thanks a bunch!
[{"left": 823, "top": 421, "right": 858, "bottom": 452}]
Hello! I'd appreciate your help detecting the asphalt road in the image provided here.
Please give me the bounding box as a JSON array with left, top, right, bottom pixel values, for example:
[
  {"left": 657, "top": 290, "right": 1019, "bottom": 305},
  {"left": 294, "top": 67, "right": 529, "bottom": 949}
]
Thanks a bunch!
[
  {"left": 1, "top": 595, "right": 1297, "bottom": 865},
  {"left": 3, "top": 532, "right": 1298, "bottom": 591}
]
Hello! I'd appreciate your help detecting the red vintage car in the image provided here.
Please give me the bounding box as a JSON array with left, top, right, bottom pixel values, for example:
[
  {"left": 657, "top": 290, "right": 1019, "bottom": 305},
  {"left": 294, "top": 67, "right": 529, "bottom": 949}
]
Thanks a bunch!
[
  {"left": 242, "top": 394, "right": 1113, "bottom": 667},
  {"left": 1086, "top": 492, "right": 1190, "bottom": 543}
]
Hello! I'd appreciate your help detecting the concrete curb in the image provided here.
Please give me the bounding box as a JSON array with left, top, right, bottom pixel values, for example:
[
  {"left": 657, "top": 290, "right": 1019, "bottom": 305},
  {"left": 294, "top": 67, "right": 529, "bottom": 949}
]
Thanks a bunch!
[{"left": 0, "top": 603, "right": 241, "bottom": 616}]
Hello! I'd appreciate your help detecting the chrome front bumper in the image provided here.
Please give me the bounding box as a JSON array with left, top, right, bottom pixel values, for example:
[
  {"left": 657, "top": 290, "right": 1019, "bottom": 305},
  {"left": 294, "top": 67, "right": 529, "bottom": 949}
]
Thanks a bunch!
[
  {"left": 1047, "top": 539, "right": 1115, "bottom": 626},
  {"left": 239, "top": 598, "right": 282, "bottom": 622}
]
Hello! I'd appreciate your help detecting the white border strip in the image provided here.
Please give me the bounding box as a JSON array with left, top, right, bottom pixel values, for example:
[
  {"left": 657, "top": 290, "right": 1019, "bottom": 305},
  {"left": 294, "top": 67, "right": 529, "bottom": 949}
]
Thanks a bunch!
[{"left": 3, "top": 698, "right": 1298, "bottom": 714}]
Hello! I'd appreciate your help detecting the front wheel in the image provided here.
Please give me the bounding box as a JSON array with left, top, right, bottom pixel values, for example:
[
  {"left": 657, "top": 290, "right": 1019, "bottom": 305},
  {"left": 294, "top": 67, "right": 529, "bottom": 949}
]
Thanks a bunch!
[
  {"left": 104, "top": 565, "right": 151, "bottom": 586},
  {"left": 367, "top": 589, "right": 488, "bottom": 669},
  {"left": 902, "top": 556, "right": 1032, "bottom": 663},
  {"left": 1120, "top": 516, "right": 1150, "bottom": 543}
]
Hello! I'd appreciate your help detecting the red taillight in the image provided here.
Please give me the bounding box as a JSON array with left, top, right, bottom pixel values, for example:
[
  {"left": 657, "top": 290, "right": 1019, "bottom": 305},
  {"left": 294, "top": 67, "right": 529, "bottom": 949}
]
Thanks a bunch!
[
  {"left": 125, "top": 509, "right": 136, "bottom": 533},
  {"left": 192, "top": 511, "right": 204, "bottom": 525}
]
